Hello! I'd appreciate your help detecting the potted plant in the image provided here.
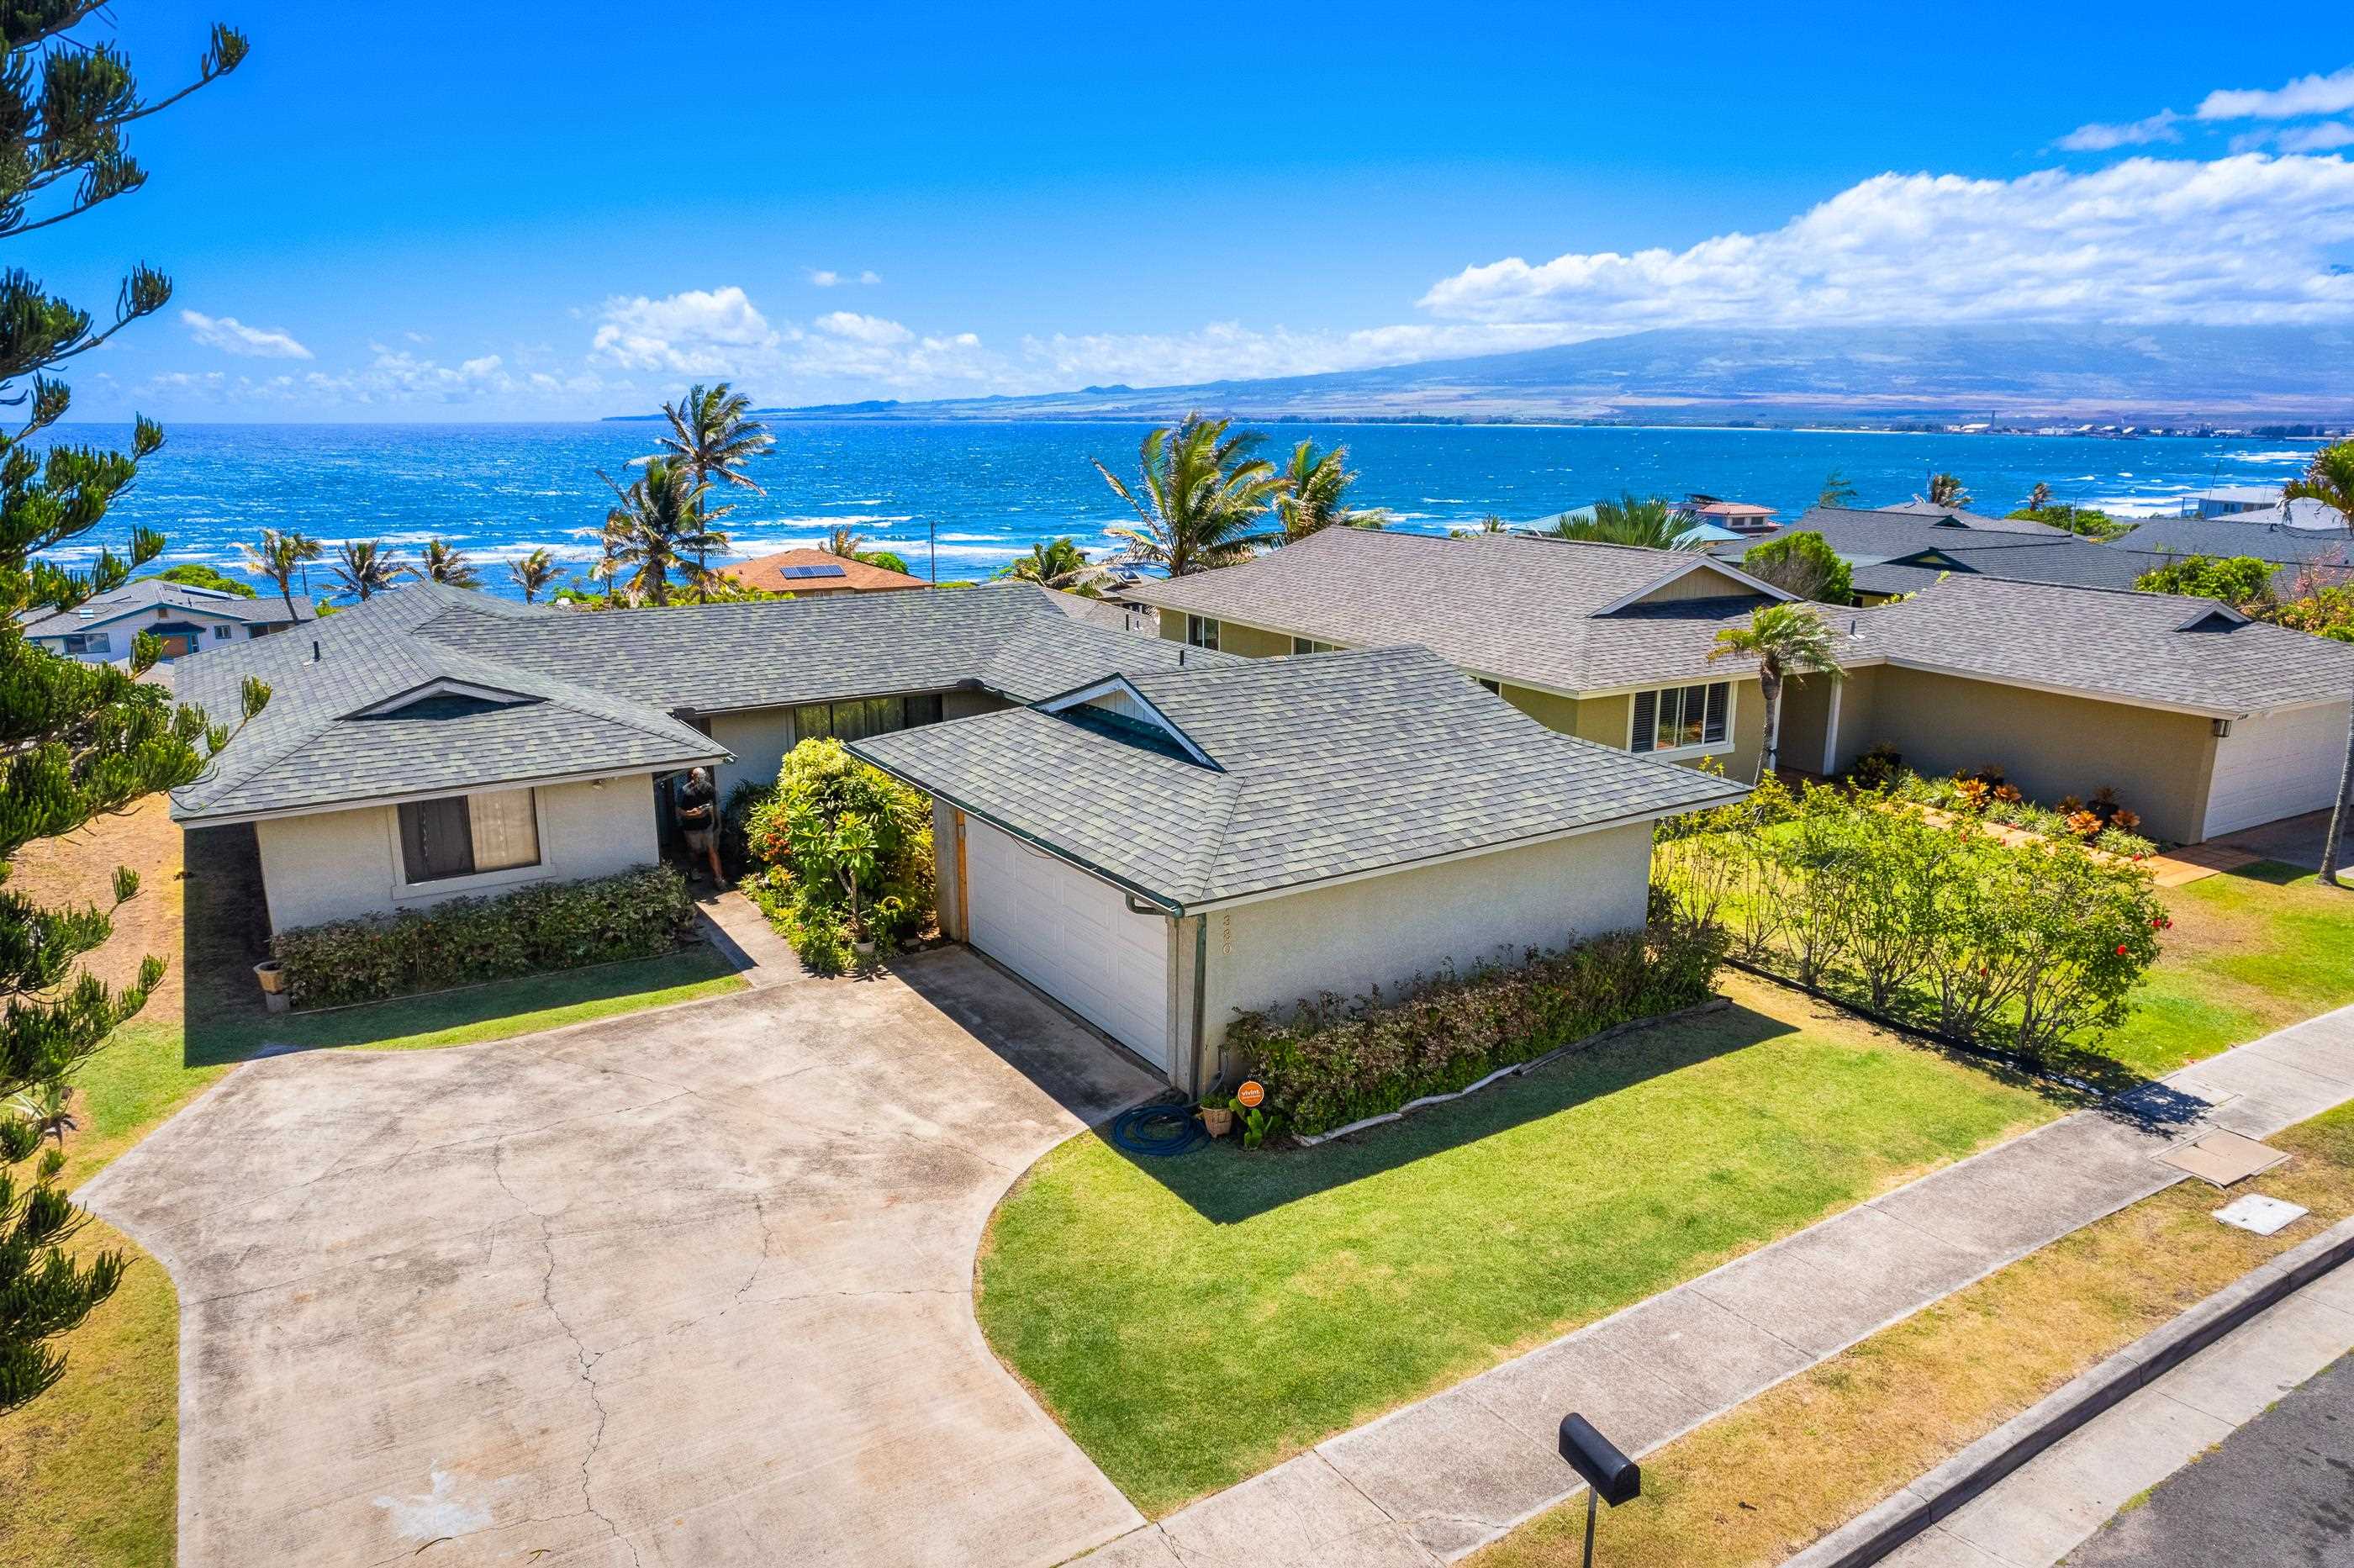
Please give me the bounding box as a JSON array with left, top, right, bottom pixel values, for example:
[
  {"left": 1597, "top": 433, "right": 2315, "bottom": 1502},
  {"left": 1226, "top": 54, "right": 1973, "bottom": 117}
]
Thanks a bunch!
[{"left": 1199, "top": 1094, "right": 1235, "bottom": 1138}]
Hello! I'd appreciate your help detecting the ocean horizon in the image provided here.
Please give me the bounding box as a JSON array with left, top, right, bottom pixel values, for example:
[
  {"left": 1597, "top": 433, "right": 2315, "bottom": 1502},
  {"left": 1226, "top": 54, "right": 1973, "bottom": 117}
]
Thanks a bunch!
[{"left": 36, "top": 419, "right": 2327, "bottom": 603}]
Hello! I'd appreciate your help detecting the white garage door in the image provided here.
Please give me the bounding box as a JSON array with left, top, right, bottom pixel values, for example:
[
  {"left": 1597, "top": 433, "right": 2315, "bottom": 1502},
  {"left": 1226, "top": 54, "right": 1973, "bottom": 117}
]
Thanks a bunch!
[
  {"left": 963, "top": 819, "right": 1172, "bottom": 1068},
  {"left": 2204, "top": 704, "right": 2349, "bottom": 840}
]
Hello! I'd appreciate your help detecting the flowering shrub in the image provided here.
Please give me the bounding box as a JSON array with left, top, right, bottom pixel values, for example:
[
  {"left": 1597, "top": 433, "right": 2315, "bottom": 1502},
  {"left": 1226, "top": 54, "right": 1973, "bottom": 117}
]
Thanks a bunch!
[
  {"left": 269, "top": 864, "right": 698, "bottom": 1010},
  {"left": 1224, "top": 911, "right": 1727, "bottom": 1138},
  {"left": 1654, "top": 784, "right": 2166, "bottom": 1064},
  {"left": 1886, "top": 769, "right": 2158, "bottom": 856},
  {"left": 742, "top": 738, "right": 933, "bottom": 973}
]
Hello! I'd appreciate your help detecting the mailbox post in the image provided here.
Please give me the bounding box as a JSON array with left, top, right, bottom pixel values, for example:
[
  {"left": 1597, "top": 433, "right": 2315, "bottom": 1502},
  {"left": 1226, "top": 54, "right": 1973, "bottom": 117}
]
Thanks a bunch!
[{"left": 1557, "top": 1413, "right": 1639, "bottom": 1568}]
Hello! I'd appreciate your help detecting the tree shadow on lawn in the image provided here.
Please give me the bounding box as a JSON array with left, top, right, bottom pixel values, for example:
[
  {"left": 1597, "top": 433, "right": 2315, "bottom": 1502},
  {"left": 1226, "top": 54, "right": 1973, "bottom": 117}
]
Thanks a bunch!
[{"left": 1100, "top": 995, "right": 2016, "bottom": 1227}]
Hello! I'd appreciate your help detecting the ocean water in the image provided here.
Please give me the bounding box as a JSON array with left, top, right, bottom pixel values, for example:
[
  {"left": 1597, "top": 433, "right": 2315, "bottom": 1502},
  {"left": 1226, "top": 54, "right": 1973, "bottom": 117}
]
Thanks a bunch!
[{"left": 36, "top": 420, "right": 2329, "bottom": 602}]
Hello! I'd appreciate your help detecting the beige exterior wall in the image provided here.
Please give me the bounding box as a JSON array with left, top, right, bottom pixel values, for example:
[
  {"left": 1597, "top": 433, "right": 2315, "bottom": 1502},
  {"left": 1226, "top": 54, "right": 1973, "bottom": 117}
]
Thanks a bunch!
[
  {"left": 1629, "top": 562, "right": 1760, "bottom": 603},
  {"left": 1184, "top": 822, "right": 1656, "bottom": 1090},
  {"left": 710, "top": 707, "right": 792, "bottom": 800},
  {"left": 1837, "top": 666, "right": 2220, "bottom": 843},
  {"left": 1776, "top": 673, "right": 1840, "bottom": 776},
  {"left": 252, "top": 774, "right": 664, "bottom": 933},
  {"left": 1535, "top": 681, "right": 1763, "bottom": 783},
  {"left": 1152, "top": 608, "right": 1304, "bottom": 659},
  {"left": 1497, "top": 683, "right": 1585, "bottom": 736},
  {"left": 943, "top": 689, "right": 1010, "bottom": 721}
]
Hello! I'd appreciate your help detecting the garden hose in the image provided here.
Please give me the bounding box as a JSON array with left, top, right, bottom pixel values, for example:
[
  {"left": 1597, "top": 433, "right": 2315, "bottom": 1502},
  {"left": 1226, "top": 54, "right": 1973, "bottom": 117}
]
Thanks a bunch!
[{"left": 1110, "top": 1103, "right": 1208, "bottom": 1158}]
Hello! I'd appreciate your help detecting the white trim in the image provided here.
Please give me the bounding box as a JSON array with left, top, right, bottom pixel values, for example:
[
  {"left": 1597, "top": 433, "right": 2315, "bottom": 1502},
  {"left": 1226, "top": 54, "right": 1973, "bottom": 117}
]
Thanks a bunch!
[
  {"left": 1625, "top": 678, "right": 1738, "bottom": 758},
  {"left": 1038, "top": 675, "right": 1219, "bottom": 768},
  {"left": 347, "top": 678, "right": 536, "bottom": 719},
  {"left": 2173, "top": 601, "right": 2251, "bottom": 631},
  {"left": 1589, "top": 554, "right": 1797, "bottom": 616},
  {"left": 172, "top": 759, "right": 720, "bottom": 828},
  {"left": 383, "top": 785, "right": 557, "bottom": 903},
  {"left": 1822, "top": 678, "right": 1845, "bottom": 776}
]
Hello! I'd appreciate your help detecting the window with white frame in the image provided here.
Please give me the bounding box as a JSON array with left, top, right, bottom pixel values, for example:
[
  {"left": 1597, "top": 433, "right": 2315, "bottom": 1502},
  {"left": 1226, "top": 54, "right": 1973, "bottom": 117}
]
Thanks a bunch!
[
  {"left": 213, "top": 624, "right": 233, "bottom": 640},
  {"left": 1185, "top": 614, "right": 1220, "bottom": 651},
  {"left": 1630, "top": 681, "right": 1729, "bottom": 754},
  {"left": 396, "top": 788, "right": 541, "bottom": 884},
  {"left": 61, "top": 631, "right": 112, "bottom": 655}
]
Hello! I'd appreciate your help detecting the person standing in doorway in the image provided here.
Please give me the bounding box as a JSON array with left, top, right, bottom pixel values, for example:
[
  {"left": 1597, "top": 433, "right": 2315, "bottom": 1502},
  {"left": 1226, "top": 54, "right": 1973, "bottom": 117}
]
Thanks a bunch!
[{"left": 676, "top": 767, "right": 723, "bottom": 886}]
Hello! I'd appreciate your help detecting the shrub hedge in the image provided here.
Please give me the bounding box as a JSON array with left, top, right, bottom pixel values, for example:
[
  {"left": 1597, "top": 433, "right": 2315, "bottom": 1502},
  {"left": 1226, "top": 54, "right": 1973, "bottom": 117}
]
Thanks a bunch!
[
  {"left": 1225, "top": 909, "right": 1727, "bottom": 1137},
  {"left": 268, "top": 863, "right": 699, "bottom": 1009}
]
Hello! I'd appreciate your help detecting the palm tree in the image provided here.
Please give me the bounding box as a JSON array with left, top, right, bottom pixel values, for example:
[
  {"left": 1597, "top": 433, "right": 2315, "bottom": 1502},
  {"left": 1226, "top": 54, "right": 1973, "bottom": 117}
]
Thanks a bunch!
[
  {"left": 598, "top": 458, "right": 723, "bottom": 607},
  {"left": 1924, "top": 473, "right": 1971, "bottom": 509},
  {"left": 1543, "top": 493, "right": 1702, "bottom": 550},
  {"left": 1273, "top": 440, "right": 1386, "bottom": 541},
  {"left": 1818, "top": 470, "right": 1858, "bottom": 509},
  {"left": 824, "top": 526, "right": 868, "bottom": 559},
  {"left": 417, "top": 539, "right": 481, "bottom": 589},
  {"left": 997, "top": 536, "right": 1107, "bottom": 593},
  {"left": 2287, "top": 438, "right": 2354, "bottom": 523},
  {"left": 2028, "top": 481, "right": 2053, "bottom": 512},
  {"left": 10, "top": 1080, "right": 77, "bottom": 1148},
  {"left": 508, "top": 547, "right": 559, "bottom": 604},
  {"left": 235, "top": 528, "right": 322, "bottom": 623},
  {"left": 1093, "top": 414, "right": 1285, "bottom": 578},
  {"left": 1709, "top": 602, "right": 1847, "bottom": 782},
  {"left": 636, "top": 383, "right": 772, "bottom": 600},
  {"left": 329, "top": 539, "right": 403, "bottom": 603}
]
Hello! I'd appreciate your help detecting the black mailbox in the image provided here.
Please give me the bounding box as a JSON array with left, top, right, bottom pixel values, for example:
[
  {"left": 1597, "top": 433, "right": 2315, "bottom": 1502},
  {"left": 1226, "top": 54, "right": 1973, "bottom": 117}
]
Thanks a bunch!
[{"left": 1558, "top": 1413, "right": 1640, "bottom": 1505}]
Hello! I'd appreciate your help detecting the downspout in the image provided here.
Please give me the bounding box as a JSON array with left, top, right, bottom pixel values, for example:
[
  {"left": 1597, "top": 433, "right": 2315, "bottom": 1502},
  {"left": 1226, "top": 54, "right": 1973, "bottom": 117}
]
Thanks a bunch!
[{"left": 1193, "top": 911, "right": 1211, "bottom": 1094}]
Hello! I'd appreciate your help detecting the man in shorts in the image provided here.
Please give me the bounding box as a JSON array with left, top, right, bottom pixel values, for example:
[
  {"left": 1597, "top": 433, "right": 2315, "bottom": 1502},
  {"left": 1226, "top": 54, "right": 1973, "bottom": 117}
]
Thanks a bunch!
[{"left": 675, "top": 766, "right": 722, "bottom": 885}]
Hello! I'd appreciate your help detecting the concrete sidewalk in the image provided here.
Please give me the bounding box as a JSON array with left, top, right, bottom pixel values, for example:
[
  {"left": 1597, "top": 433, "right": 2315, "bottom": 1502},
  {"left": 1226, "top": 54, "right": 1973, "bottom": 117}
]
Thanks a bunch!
[
  {"left": 1075, "top": 1003, "right": 2354, "bottom": 1568},
  {"left": 1882, "top": 1256, "right": 2354, "bottom": 1566}
]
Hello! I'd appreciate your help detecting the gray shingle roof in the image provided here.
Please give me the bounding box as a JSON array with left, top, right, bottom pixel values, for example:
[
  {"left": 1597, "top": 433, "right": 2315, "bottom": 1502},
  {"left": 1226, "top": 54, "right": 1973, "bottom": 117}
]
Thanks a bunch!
[
  {"left": 850, "top": 644, "right": 1747, "bottom": 910},
  {"left": 171, "top": 580, "right": 1227, "bottom": 822},
  {"left": 1122, "top": 527, "right": 1781, "bottom": 693},
  {"left": 1870, "top": 500, "right": 2072, "bottom": 535},
  {"left": 21, "top": 576, "right": 313, "bottom": 636},
  {"left": 2104, "top": 516, "right": 2354, "bottom": 594},
  {"left": 1844, "top": 575, "right": 2354, "bottom": 716},
  {"left": 1717, "top": 509, "right": 2149, "bottom": 594}
]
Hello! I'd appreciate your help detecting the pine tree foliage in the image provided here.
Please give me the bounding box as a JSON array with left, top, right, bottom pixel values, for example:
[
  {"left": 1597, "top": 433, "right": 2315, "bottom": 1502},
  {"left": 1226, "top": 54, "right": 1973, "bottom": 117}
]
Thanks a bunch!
[{"left": 0, "top": 3, "right": 252, "bottom": 1416}]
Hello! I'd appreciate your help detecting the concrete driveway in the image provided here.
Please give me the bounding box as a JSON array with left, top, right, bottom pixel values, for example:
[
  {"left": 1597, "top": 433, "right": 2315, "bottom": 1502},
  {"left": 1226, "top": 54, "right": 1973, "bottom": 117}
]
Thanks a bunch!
[{"left": 81, "top": 949, "right": 1161, "bottom": 1567}]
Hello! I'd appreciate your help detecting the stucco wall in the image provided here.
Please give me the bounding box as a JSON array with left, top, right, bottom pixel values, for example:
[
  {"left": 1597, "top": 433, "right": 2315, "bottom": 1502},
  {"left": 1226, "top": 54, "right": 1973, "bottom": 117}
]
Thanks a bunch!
[
  {"left": 1151, "top": 610, "right": 1292, "bottom": 658},
  {"left": 253, "top": 774, "right": 664, "bottom": 933},
  {"left": 1631, "top": 563, "right": 1760, "bottom": 603},
  {"left": 1845, "top": 667, "right": 2219, "bottom": 842},
  {"left": 1776, "top": 673, "right": 1839, "bottom": 776},
  {"left": 710, "top": 707, "right": 792, "bottom": 800},
  {"left": 933, "top": 799, "right": 967, "bottom": 941},
  {"left": 1188, "top": 821, "right": 1656, "bottom": 1086}
]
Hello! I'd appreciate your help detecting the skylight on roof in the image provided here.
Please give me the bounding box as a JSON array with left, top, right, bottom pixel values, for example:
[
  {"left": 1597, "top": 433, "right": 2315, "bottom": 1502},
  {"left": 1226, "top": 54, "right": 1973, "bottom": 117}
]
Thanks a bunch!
[{"left": 781, "top": 564, "right": 848, "bottom": 580}]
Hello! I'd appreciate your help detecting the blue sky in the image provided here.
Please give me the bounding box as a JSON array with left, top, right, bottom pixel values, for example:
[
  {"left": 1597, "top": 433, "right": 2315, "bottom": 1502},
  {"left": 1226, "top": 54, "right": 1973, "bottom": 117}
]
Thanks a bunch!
[{"left": 34, "top": 2, "right": 2354, "bottom": 420}]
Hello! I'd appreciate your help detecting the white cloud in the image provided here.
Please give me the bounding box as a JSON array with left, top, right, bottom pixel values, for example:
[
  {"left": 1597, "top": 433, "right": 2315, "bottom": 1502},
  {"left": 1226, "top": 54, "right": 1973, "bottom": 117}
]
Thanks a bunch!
[
  {"left": 2057, "top": 111, "right": 2180, "bottom": 151},
  {"left": 814, "top": 311, "right": 913, "bottom": 345},
  {"left": 180, "top": 309, "right": 313, "bottom": 360},
  {"left": 1417, "top": 154, "right": 2354, "bottom": 332},
  {"left": 807, "top": 268, "right": 883, "bottom": 288},
  {"left": 588, "top": 286, "right": 779, "bottom": 373},
  {"left": 2277, "top": 120, "right": 2354, "bottom": 153},
  {"left": 2198, "top": 65, "right": 2354, "bottom": 121}
]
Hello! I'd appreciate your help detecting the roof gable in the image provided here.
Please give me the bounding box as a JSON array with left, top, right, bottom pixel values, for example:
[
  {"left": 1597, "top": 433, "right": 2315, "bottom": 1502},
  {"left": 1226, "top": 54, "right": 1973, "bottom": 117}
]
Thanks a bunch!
[{"left": 1038, "top": 675, "right": 1217, "bottom": 768}]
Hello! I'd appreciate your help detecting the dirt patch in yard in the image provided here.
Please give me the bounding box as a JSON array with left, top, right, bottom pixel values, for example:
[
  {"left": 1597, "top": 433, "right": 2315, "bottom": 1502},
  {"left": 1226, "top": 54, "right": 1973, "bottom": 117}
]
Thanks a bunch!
[{"left": 8, "top": 797, "right": 191, "bottom": 1017}]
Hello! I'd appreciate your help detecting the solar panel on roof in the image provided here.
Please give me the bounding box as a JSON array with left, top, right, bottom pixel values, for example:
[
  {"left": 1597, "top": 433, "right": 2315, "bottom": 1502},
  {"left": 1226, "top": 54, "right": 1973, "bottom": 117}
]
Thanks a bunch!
[{"left": 781, "top": 564, "right": 848, "bottom": 580}]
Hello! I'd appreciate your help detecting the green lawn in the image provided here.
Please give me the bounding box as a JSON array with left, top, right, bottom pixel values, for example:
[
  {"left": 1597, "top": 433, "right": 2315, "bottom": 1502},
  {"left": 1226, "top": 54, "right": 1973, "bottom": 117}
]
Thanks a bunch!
[
  {"left": 978, "top": 974, "right": 2060, "bottom": 1515},
  {"left": 2105, "top": 861, "right": 2354, "bottom": 1077}
]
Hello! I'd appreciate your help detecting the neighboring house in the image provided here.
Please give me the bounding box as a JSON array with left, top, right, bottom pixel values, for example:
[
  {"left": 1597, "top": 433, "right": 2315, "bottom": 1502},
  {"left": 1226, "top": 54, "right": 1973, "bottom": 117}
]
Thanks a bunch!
[
  {"left": 21, "top": 577, "right": 311, "bottom": 662},
  {"left": 2102, "top": 516, "right": 2354, "bottom": 595},
  {"left": 723, "top": 546, "right": 930, "bottom": 595},
  {"left": 2182, "top": 485, "right": 2284, "bottom": 519},
  {"left": 1707, "top": 506, "right": 2148, "bottom": 601},
  {"left": 1872, "top": 499, "right": 2069, "bottom": 535},
  {"left": 1121, "top": 527, "right": 1795, "bottom": 783},
  {"left": 169, "top": 579, "right": 1221, "bottom": 936},
  {"left": 1683, "top": 498, "right": 1778, "bottom": 536},
  {"left": 852, "top": 645, "right": 1743, "bottom": 1090},
  {"left": 1779, "top": 576, "right": 2354, "bottom": 842}
]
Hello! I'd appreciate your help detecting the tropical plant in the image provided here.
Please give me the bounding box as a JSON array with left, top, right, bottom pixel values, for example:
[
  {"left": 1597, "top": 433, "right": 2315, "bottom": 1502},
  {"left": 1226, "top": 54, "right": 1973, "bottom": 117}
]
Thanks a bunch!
[
  {"left": 2028, "top": 482, "right": 2052, "bottom": 511},
  {"left": 1923, "top": 473, "right": 1971, "bottom": 509},
  {"left": 858, "top": 547, "right": 911, "bottom": 575},
  {"left": 415, "top": 538, "right": 481, "bottom": 589},
  {"left": 996, "top": 536, "right": 1107, "bottom": 593},
  {"left": 1740, "top": 531, "right": 1853, "bottom": 604},
  {"left": 1093, "top": 414, "right": 1285, "bottom": 577},
  {"left": 636, "top": 383, "right": 771, "bottom": 599},
  {"left": 596, "top": 459, "right": 724, "bottom": 607},
  {"left": 1818, "top": 470, "right": 1859, "bottom": 509},
  {"left": 2008, "top": 503, "right": 2125, "bottom": 540},
  {"left": 1708, "top": 602, "right": 1846, "bottom": 779},
  {"left": 2287, "top": 437, "right": 2354, "bottom": 523},
  {"left": 823, "top": 525, "right": 867, "bottom": 559},
  {"left": 1273, "top": 439, "right": 1385, "bottom": 541},
  {"left": 742, "top": 739, "right": 934, "bottom": 973},
  {"left": 507, "top": 547, "right": 558, "bottom": 603},
  {"left": 0, "top": 3, "right": 254, "bottom": 1418},
  {"left": 2133, "top": 552, "right": 2276, "bottom": 607},
  {"left": 145, "top": 562, "right": 256, "bottom": 597},
  {"left": 235, "top": 528, "right": 322, "bottom": 623},
  {"left": 10, "top": 1081, "right": 77, "bottom": 1148},
  {"left": 1541, "top": 492, "right": 1700, "bottom": 550},
  {"left": 329, "top": 539, "right": 404, "bottom": 602}
]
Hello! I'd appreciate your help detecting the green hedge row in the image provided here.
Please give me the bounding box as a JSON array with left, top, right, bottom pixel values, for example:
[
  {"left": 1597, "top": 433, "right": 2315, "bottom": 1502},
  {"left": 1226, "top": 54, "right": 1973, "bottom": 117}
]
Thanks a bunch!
[
  {"left": 1227, "top": 907, "right": 1726, "bottom": 1137},
  {"left": 268, "top": 863, "right": 699, "bottom": 1010}
]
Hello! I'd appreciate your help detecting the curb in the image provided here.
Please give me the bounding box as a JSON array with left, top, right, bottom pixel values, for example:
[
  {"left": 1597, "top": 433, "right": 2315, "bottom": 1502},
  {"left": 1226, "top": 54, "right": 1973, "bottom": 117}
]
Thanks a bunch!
[{"left": 1783, "top": 1210, "right": 2354, "bottom": 1568}]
